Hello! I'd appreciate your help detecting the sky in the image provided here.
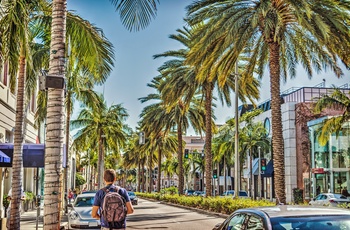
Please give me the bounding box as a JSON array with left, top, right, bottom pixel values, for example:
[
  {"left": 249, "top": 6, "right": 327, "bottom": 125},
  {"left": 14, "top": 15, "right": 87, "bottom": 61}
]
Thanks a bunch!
[{"left": 67, "top": 0, "right": 350, "bottom": 133}]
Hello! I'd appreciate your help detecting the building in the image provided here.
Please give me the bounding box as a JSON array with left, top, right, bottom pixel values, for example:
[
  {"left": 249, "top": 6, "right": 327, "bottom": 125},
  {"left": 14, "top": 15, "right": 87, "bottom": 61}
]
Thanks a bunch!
[{"left": 245, "top": 83, "right": 350, "bottom": 202}]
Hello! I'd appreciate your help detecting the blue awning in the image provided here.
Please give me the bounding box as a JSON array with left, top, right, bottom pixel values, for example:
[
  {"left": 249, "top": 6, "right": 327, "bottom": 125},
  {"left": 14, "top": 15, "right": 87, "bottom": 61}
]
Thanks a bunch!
[
  {"left": 0, "top": 150, "right": 10, "bottom": 163},
  {"left": 262, "top": 160, "right": 274, "bottom": 177},
  {"left": 0, "top": 143, "right": 45, "bottom": 168}
]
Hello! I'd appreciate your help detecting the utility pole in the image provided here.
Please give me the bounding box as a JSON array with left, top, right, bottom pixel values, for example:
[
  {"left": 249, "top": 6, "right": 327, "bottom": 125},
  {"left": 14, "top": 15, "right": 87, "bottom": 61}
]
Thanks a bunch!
[{"left": 234, "top": 62, "right": 240, "bottom": 197}]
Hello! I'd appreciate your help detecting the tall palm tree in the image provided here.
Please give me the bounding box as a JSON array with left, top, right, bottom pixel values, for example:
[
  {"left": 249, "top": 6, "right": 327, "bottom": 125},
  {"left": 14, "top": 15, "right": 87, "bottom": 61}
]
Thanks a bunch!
[
  {"left": 45, "top": 0, "right": 158, "bottom": 227},
  {"left": 31, "top": 6, "right": 115, "bottom": 220},
  {"left": 186, "top": 0, "right": 350, "bottom": 204},
  {"left": 71, "top": 94, "right": 129, "bottom": 188},
  {"left": 139, "top": 74, "right": 206, "bottom": 194},
  {"left": 0, "top": 0, "right": 47, "bottom": 228},
  {"left": 314, "top": 87, "right": 350, "bottom": 145},
  {"left": 156, "top": 26, "right": 260, "bottom": 196}
]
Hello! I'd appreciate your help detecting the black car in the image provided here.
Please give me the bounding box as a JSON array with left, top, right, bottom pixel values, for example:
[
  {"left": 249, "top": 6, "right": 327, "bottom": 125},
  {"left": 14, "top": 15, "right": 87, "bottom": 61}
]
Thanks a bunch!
[
  {"left": 213, "top": 205, "right": 350, "bottom": 230},
  {"left": 127, "top": 191, "right": 138, "bottom": 205}
]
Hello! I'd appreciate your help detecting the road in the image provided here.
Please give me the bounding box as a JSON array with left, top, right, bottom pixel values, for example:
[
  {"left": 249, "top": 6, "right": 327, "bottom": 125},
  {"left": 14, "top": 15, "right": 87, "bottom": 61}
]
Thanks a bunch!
[{"left": 127, "top": 198, "right": 226, "bottom": 230}]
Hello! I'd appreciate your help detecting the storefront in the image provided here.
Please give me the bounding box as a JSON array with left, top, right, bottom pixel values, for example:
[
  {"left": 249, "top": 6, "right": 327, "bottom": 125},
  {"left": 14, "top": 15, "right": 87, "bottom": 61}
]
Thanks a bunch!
[{"left": 308, "top": 118, "right": 350, "bottom": 197}]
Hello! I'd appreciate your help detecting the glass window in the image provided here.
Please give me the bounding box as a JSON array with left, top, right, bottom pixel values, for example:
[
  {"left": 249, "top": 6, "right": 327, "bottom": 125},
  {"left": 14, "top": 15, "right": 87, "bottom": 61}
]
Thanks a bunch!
[
  {"left": 74, "top": 196, "right": 94, "bottom": 207},
  {"left": 224, "top": 213, "right": 246, "bottom": 230},
  {"left": 246, "top": 215, "right": 264, "bottom": 230},
  {"left": 271, "top": 216, "right": 350, "bottom": 230}
]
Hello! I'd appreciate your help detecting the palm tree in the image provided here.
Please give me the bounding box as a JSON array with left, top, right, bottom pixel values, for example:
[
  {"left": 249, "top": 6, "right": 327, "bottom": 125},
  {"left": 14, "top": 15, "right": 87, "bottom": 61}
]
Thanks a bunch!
[
  {"left": 155, "top": 26, "right": 260, "bottom": 196},
  {"left": 45, "top": 0, "right": 159, "bottom": 227},
  {"left": 139, "top": 74, "right": 207, "bottom": 194},
  {"left": 314, "top": 87, "right": 350, "bottom": 146},
  {"left": 33, "top": 6, "right": 115, "bottom": 212},
  {"left": 186, "top": 0, "right": 350, "bottom": 204},
  {"left": 0, "top": 0, "right": 47, "bottom": 228},
  {"left": 71, "top": 94, "right": 128, "bottom": 188}
]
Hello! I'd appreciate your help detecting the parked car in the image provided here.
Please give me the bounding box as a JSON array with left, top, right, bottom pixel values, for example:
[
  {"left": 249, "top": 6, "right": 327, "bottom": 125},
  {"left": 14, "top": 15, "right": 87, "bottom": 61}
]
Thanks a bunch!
[
  {"left": 184, "top": 189, "right": 195, "bottom": 196},
  {"left": 212, "top": 205, "right": 350, "bottom": 230},
  {"left": 127, "top": 191, "right": 138, "bottom": 205},
  {"left": 68, "top": 192, "right": 100, "bottom": 229},
  {"left": 309, "top": 193, "right": 350, "bottom": 207},
  {"left": 193, "top": 191, "right": 205, "bottom": 196},
  {"left": 221, "top": 190, "right": 249, "bottom": 198}
]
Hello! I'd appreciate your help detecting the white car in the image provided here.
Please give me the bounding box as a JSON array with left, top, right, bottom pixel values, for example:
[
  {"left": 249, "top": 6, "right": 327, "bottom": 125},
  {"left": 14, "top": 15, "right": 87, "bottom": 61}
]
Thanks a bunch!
[
  {"left": 220, "top": 190, "right": 249, "bottom": 198},
  {"left": 309, "top": 193, "right": 350, "bottom": 207},
  {"left": 68, "top": 192, "right": 100, "bottom": 229}
]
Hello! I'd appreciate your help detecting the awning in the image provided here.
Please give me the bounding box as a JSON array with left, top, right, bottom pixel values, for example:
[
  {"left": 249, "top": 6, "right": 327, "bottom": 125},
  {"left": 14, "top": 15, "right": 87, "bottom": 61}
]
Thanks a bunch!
[
  {"left": 262, "top": 160, "right": 274, "bottom": 177},
  {"left": 0, "top": 143, "right": 45, "bottom": 168},
  {"left": 0, "top": 150, "right": 10, "bottom": 163}
]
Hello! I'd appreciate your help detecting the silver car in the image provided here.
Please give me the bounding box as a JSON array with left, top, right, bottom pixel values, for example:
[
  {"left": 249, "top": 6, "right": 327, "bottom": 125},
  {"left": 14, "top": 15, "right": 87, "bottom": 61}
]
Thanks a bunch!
[
  {"left": 68, "top": 192, "right": 100, "bottom": 229},
  {"left": 213, "top": 205, "right": 350, "bottom": 230},
  {"left": 309, "top": 193, "right": 350, "bottom": 207}
]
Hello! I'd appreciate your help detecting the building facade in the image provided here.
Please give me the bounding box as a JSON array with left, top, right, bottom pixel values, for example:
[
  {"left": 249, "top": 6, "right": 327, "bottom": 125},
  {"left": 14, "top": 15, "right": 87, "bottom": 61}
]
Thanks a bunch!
[{"left": 248, "top": 84, "right": 350, "bottom": 203}]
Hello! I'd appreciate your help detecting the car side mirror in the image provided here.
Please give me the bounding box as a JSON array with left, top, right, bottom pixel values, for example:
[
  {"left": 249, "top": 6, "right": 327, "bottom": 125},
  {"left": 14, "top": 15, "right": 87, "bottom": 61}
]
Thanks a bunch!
[
  {"left": 313, "top": 198, "right": 316, "bottom": 201},
  {"left": 213, "top": 223, "right": 222, "bottom": 230}
]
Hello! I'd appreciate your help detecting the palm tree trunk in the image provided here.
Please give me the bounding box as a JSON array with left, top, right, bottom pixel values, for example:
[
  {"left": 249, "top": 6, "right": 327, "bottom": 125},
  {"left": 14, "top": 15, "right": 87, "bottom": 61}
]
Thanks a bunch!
[
  {"left": 269, "top": 41, "right": 286, "bottom": 204},
  {"left": 148, "top": 154, "right": 153, "bottom": 192},
  {"left": 98, "top": 136, "right": 105, "bottom": 188},
  {"left": 44, "top": 0, "right": 66, "bottom": 228},
  {"left": 137, "top": 162, "right": 141, "bottom": 192},
  {"left": 10, "top": 53, "right": 26, "bottom": 230},
  {"left": 177, "top": 123, "right": 184, "bottom": 195},
  {"left": 142, "top": 161, "right": 146, "bottom": 192},
  {"left": 204, "top": 82, "right": 213, "bottom": 196},
  {"left": 157, "top": 146, "right": 162, "bottom": 192},
  {"left": 224, "top": 157, "right": 227, "bottom": 192}
]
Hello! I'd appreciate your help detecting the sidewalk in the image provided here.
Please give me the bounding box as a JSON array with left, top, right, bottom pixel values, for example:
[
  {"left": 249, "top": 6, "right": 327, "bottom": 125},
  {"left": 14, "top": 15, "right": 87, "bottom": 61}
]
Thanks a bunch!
[{"left": 20, "top": 208, "right": 68, "bottom": 230}]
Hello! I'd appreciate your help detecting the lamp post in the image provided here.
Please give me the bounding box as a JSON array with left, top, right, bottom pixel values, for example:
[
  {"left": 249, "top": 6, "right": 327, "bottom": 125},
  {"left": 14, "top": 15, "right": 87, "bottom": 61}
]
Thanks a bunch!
[
  {"left": 258, "top": 146, "right": 261, "bottom": 199},
  {"left": 234, "top": 62, "right": 240, "bottom": 197}
]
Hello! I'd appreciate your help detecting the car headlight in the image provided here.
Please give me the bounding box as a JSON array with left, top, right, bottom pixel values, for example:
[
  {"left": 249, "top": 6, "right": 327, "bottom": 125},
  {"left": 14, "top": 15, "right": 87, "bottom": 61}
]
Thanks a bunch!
[{"left": 69, "top": 211, "right": 79, "bottom": 220}]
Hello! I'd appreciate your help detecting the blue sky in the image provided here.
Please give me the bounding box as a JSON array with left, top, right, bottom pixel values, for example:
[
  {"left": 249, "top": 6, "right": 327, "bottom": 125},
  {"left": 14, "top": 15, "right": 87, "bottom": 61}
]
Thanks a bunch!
[{"left": 68, "top": 0, "right": 350, "bottom": 133}]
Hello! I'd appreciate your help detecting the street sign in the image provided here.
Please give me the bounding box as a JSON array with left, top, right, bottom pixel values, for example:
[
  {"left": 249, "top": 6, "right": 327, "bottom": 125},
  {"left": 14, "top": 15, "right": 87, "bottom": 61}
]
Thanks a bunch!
[{"left": 312, "top": 168, "right": 325, "bottom": 174}]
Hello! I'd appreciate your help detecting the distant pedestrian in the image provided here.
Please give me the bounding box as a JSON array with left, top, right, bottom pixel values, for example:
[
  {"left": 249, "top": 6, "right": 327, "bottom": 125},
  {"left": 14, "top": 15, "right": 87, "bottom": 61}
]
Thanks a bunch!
[
  {"left": 342, "top": 187, "right": 350, "bottom": 197},
  {"left": 68, "top": 189, "right": 74, "bottom": 203},
  {"left": 91, "top": 169, "right": 134, "bottom": 230},
  {"left": 73, "top": 189, "right": 77, "bottom": 199},
  {"left": 316, "top": 185, "right": 321, "bottom": 195}
]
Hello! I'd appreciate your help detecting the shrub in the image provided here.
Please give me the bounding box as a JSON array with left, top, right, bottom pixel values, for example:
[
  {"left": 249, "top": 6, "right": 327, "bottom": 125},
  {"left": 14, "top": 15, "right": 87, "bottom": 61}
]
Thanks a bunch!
[
  {"left": 24, "top": 191, "right": 35, "bottom": 202},
  {"left": 75, "top": 173, "right": 86, "bottom": 187},
  {"left": 136, "top": 192, "right": 275, "bottom": 215},
  {"left": 293, "top": 188, "right": 303, "bottom": 204}
]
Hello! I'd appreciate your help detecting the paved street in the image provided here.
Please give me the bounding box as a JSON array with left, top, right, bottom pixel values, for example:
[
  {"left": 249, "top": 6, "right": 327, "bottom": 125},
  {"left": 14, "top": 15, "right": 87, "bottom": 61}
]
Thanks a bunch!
[
  {"left": 127, "top": 198, "right": 226, "bottom": 230},
  {"left": 19, "top": 198, "right": 225, "bottom": 230}
]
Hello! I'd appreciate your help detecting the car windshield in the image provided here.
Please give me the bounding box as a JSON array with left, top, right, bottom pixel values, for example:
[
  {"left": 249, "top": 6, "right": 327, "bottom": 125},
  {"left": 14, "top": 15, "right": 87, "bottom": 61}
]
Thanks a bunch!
[
  {"left": 239, "top": 191, "right": 248, "bottom": 196},
  {"left": 271, "top": 215, "right": 350, "bottom": 230},
  {"left": 74, "top": 196, "right": 94, "bottom": 207}
]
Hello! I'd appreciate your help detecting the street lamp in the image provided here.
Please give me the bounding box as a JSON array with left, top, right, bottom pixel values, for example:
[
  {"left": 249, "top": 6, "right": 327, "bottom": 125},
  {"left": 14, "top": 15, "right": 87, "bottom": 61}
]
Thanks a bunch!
[{"left": 234, "top": 62, "right": 240, "bottom": 197}]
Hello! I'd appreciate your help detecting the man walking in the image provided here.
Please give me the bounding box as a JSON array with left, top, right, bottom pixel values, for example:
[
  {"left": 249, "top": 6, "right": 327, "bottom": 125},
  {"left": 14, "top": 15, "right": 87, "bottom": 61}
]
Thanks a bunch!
[{"left": 92, "top": 169, "right": 134, "bottom": 229}]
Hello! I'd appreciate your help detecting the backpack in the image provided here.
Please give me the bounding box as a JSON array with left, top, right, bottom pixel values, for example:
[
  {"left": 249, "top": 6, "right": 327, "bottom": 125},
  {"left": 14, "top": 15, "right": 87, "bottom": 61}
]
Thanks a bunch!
[{"left": 101, "top": 186, "right": 127, "bottom": 223}]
